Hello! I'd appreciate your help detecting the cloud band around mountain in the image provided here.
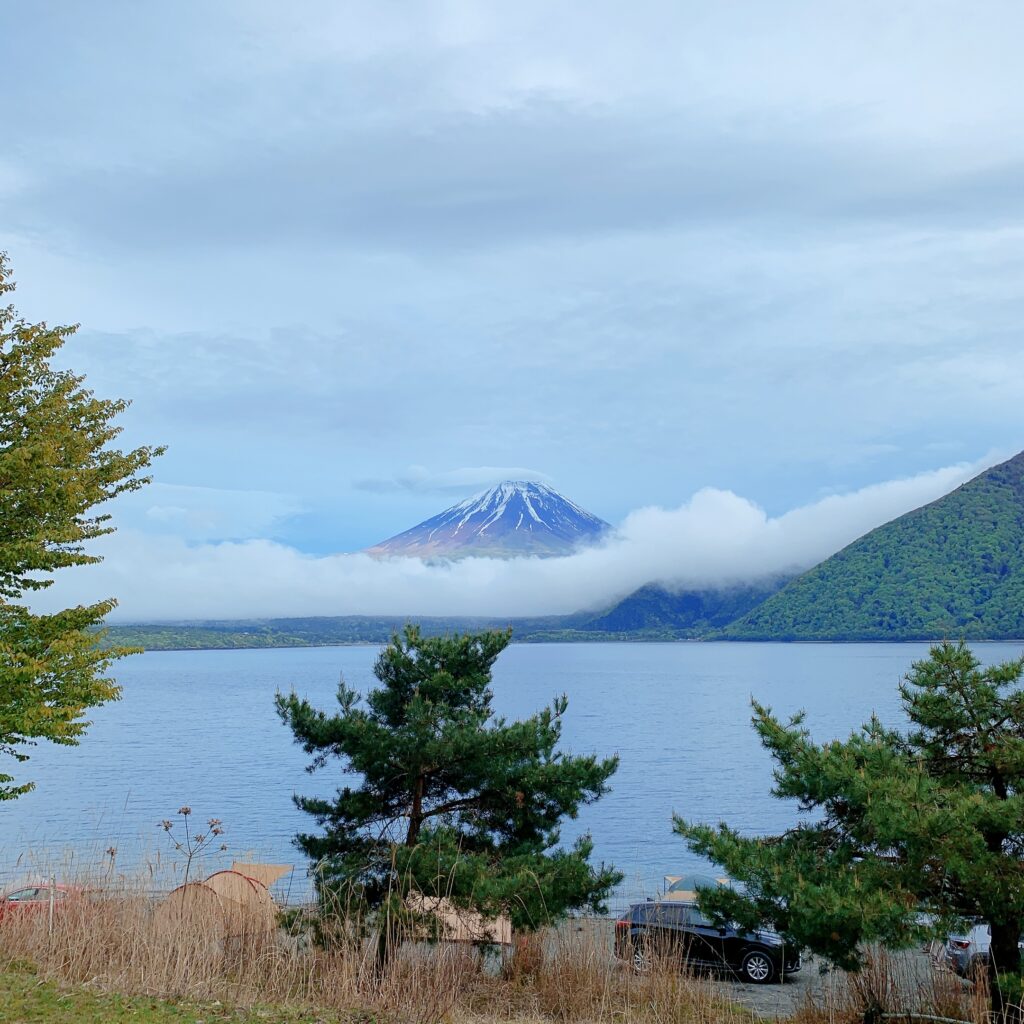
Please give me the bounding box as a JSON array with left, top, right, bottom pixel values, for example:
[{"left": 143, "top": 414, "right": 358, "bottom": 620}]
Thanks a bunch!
[{"left": 31, "top": 456, "right": 994, "bottom": 623}]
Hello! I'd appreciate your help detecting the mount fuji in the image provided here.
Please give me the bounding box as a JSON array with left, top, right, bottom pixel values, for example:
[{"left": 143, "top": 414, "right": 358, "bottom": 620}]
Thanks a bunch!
[{"left": 366, "top": 481, "right": 612, "bottom": 559}]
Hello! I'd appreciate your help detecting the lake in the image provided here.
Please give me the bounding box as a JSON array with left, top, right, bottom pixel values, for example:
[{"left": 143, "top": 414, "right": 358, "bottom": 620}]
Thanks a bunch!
[{"left": 3, "top": 641, "right": 1021, "bottom": 909}]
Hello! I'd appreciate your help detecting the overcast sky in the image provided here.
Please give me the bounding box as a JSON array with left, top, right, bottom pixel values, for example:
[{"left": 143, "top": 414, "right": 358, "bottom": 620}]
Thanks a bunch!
[{"left": 3, "top": 2, "right": 1022, "bottom": 619}]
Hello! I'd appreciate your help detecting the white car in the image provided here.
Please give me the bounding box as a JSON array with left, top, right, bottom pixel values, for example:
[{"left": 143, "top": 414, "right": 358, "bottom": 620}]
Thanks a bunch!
[{"left": 944, "top": 923, "right": 1024, "bottom": 979}]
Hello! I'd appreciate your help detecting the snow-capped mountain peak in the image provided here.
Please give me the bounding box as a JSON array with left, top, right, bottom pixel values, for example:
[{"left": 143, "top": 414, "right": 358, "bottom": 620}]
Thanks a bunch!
[{"left": 366, "top": 481, "right": 611, "bottom": 559}]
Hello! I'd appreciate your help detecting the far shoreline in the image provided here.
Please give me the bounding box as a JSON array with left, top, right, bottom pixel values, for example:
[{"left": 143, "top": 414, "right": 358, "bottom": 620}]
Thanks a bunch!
[{"left": 102, "top": 629, "right": 1024, "bottom": 654}]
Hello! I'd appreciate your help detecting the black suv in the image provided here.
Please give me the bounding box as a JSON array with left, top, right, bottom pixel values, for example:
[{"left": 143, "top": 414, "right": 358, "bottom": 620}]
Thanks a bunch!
[{"left": 614, "top": 901, "right": 801, "bottom": 984}]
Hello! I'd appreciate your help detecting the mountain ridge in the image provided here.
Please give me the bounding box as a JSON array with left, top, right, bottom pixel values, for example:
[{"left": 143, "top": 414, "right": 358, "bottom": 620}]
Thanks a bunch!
[{"left": 725, "top": 450, "right": 1024, "bottom": 640}]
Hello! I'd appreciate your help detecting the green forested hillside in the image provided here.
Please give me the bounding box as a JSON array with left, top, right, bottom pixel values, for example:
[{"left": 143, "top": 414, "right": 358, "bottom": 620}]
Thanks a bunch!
[
  {"left": 580, "top": 580, "right": 787, "bottom": 633},
  {"left": 726, "top": 451, "right": 1024, "bottom": 640}
]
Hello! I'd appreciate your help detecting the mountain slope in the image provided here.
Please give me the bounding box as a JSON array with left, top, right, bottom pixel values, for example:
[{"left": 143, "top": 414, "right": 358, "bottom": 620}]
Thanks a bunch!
[
  {"left": 366, "top": 481, "right": 611, "bottom": 559},
  {"left": 725, "top": 452, "right": 1024, "bottom": 640},
  {"left": 580, "top": 580, "right": 789, "bottom": 634}
]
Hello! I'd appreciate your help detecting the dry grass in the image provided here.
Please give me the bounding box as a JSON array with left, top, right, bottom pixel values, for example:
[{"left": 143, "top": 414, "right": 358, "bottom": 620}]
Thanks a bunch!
[
  {"left": 6, "top": 859, "right": 1001, "bottom": 1024},
  {"left": 793, "top": 946, "right": 990, "bottom": 1024},
  {"left": 0, "top": 874, "right": 751, "bottom": 1024}
]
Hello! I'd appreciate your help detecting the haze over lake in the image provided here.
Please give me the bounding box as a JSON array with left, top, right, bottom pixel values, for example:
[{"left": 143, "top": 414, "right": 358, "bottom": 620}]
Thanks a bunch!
[{"left": 4, "top": 641, "right": 1022, "bottom": 908}]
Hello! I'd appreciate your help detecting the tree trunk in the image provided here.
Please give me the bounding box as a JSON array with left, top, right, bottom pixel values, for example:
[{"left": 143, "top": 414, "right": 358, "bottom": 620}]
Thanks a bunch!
[
  {"left": 989, "top": 920, "right": 1022, "bottom": 1023},
  {"left": 406, "top": 772, "right": 424, "bottom": 847}
]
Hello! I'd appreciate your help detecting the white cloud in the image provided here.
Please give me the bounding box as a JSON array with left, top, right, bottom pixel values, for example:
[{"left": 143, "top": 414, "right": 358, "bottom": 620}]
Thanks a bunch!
[{"left": 32, "top": 457, "right": 992, "bottom": 622}]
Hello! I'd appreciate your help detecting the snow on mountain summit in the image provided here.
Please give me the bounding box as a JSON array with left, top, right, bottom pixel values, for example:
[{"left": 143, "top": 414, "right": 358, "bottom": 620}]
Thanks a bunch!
[{"left": 366, "top": 481, "right": 611, "bottom": 559}]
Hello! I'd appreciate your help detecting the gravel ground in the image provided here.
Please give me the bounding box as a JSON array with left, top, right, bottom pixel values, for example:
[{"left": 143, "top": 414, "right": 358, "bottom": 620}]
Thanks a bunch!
[
  {"left": 725, "top": 948, "right": 966, "bottom": 1019},
  {"left": 724, "top": 952, "right": 833, "bottom": 1019}
]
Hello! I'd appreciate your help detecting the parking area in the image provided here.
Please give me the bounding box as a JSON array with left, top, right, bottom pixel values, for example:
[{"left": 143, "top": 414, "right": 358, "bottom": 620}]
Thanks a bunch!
[
  {"left": 564, "top": 919, "right": 961, "bottom": 1020},
  {"left": 702, "top": 948, "right": 971, "bottom": 1020}
]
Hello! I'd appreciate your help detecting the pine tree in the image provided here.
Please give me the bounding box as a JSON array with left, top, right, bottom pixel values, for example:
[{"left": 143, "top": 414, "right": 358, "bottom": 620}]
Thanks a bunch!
[
  {"left": 276, "top": 625, "right": 621, "bottom": 966},
  {"left": 676, "top": 641, "right": 1024, "bottom": 1019},
  {"left": 0, "top": 253, "right": 162, "bottom": 799}
]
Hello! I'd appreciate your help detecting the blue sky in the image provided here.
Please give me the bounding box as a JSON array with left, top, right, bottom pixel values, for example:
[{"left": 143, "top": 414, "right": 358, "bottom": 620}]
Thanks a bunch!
[{"left": 3, "top": 2, "right": 1022, "bottom": 618}]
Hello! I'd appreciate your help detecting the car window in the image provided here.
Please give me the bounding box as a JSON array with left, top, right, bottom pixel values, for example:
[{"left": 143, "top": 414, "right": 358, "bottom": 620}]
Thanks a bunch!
[
  {"left": 684, "top": 906, "right": 715, "bottom": 927},
  {"left": 643, "top": 904, "right": 689, "bottom": 927},
  {"left": 5, "top": 888, "right": 40, "bottom": 901}
]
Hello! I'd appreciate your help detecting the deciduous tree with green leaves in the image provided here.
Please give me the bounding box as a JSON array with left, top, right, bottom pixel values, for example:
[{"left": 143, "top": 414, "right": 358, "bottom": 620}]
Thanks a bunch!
[
  {"left": 676, "top": 641, "right": 1024, "bottom": 1019},
  {"left": 276, "top": 625, "right": 621, "bottom": 968},
  {"left": 0, "top": 253, "right": 162, "bottom": 799}
]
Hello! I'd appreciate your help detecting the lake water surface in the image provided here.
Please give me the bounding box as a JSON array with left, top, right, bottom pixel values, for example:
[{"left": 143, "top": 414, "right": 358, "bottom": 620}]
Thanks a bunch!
[{"left": 3, "top": 641, "right": 1021, "bottom": 907}]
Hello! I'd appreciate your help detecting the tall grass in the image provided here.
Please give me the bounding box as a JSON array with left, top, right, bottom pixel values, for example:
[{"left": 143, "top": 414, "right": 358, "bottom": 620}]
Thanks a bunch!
[
  {"left": 0, "top": 870, "right": 749, "bottom": 1024},
  {"left": 4, "top": 850, "right": 999, "bottom": 1024},
  {"left": 793, "top": 946, "right": 989, "bottom": 1024}
]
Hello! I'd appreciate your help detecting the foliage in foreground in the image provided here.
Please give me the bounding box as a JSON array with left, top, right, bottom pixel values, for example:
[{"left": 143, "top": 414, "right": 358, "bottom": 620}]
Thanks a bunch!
[
  {"left": 0, "top": 253, "right": 163, "bottom": 799},
  {"left": 276, "top": 626, "right": 621, "bottom": 961},
  {"left": 677, "top": 641, "right": 1024, "bottom": 1017}
]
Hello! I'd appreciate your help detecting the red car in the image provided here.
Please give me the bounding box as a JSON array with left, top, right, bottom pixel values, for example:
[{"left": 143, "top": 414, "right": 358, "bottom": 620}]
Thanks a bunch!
[{"left": 0, "top": 883, "right": 78, "bottom": 922}]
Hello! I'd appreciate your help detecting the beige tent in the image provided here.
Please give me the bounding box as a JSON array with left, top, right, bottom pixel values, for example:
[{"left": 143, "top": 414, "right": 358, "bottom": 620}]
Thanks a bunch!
[
  {"left": 204, "top": 870, "right": 277, "bottom": 931},
  {"left": 154, "top": 882, "right": 226, "bottom": 934},
  {"left": 406, "top": 892, "right": 513, "bottom": 946},
  {"left": 156, "top": 864, "right": 287, "bottom": 937}
]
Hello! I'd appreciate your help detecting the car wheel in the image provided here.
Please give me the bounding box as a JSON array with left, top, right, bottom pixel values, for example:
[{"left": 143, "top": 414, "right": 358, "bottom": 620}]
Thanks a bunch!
[
  {"left": 632, "top": 945, "right": 653, "bottom": 974},
  {"left": 740, "top": 950, "right": 776, "bottom": 984}
]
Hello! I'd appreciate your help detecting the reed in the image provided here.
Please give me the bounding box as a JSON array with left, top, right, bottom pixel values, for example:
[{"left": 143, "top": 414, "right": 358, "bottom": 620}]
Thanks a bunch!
[
  {"left": 6, "top": 849, "right": 995, "bottom": 1024},
  {"left": 0, "top": 870, "right": 748, "bottom": 1024},
  {"left": 793, "top": 946, "right": 991, "bottom": 1024}
]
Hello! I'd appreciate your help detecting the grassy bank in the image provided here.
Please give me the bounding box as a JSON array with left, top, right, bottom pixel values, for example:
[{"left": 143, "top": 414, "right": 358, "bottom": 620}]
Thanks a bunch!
[{"left": 0, "top": 964, "right": 337, "bottom": 1023}]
